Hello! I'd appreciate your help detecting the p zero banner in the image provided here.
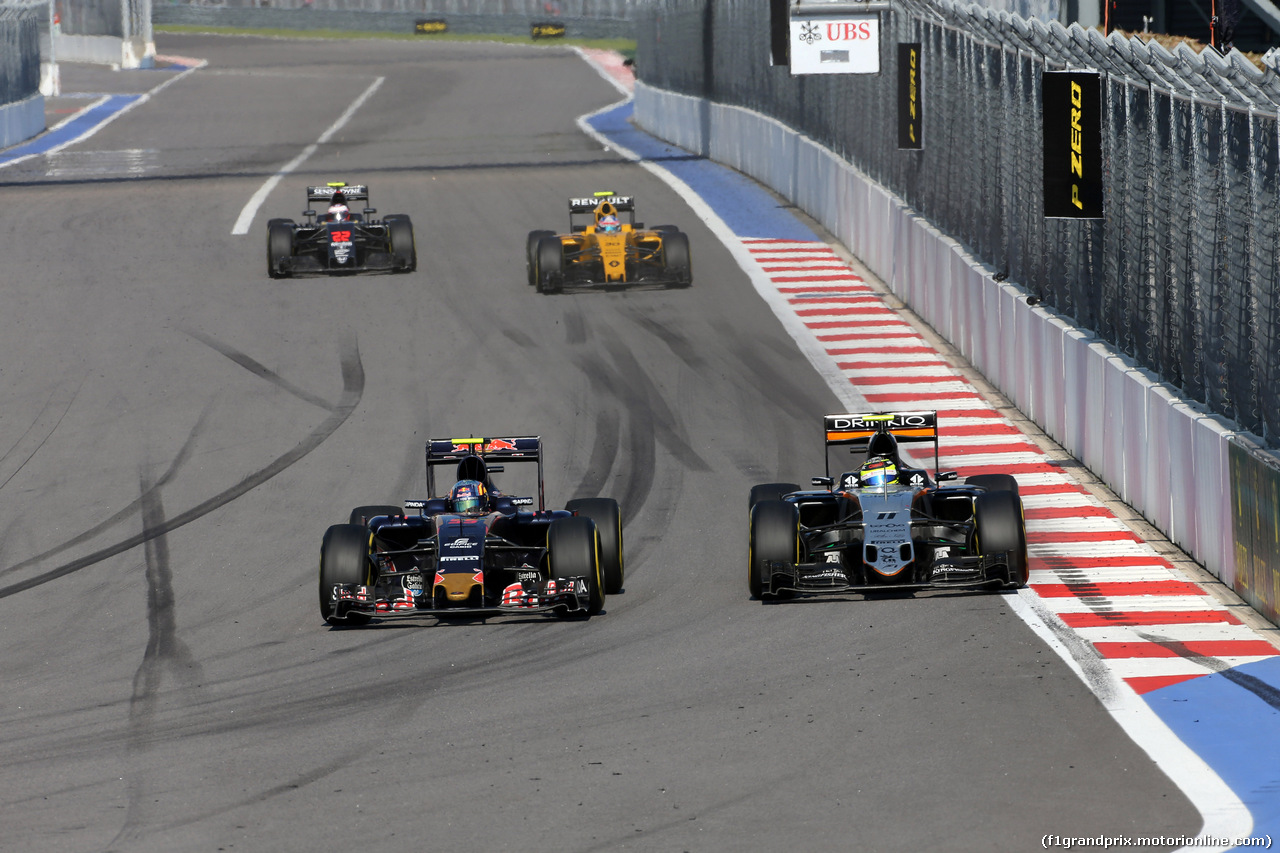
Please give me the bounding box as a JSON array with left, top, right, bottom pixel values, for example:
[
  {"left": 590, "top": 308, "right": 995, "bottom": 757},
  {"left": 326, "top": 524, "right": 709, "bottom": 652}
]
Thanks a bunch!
[
  {"left": 897, "top": 43, "right": 922, "bottom": 149},
  {"left": 1042, "top": 70, "right": 1103, "bottom": 219}
]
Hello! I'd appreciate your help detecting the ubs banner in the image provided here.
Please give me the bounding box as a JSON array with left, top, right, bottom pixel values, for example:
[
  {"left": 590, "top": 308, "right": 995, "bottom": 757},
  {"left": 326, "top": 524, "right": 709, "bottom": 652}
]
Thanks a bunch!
[
  {"left": 1042, "top": 70, "right": 1103, "bottom": 219},
  {"left": 1230, "top": 439, "right": 1280, "bottom": 626},
  {"left": 897, "top": 43, "right": 922, "bottom": 149}
]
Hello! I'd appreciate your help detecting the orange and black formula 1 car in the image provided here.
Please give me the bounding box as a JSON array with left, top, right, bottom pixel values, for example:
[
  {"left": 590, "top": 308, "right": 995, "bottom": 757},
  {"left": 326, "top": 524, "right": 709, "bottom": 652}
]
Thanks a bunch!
[
  {"left": 747, "top": 411, "right": 1029, "bottom": 601},
  {"left": 319, "top": 436, "right": 624, "bottom": 625},
  {"left": 526, "top": 192, "right": 692, "bottom": 293}
]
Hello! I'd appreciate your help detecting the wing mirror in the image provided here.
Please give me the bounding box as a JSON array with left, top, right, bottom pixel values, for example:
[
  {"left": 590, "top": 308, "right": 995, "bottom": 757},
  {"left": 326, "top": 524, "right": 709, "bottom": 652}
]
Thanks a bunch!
[
  {"left": 937, "top": 471, "right": 959, "bottom": 482},
  {"left": 811, "top": 477, "right": 834, "bottom": 488}
]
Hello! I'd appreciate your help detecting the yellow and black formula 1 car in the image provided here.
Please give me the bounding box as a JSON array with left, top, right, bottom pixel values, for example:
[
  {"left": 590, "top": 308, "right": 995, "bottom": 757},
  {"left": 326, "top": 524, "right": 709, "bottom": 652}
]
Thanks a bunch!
[{"left": 526, "top": 192, "right": 692, "bottom": 293}]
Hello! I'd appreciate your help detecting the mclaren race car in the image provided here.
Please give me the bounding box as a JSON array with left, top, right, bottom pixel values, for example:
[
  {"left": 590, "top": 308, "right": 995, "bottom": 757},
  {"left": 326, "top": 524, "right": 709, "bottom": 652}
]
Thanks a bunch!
[
  {"left": 319, "top": 435, "right": 624, "bottom": 625},
  {"left": 267, "top": 182, "right": 416, "bottom": 278},
  {"left": 747, "top": 411, "right": 1028, "bottom": 600},
  {"left": 526, "top": 192, "right": 692, "bottom": 293}
]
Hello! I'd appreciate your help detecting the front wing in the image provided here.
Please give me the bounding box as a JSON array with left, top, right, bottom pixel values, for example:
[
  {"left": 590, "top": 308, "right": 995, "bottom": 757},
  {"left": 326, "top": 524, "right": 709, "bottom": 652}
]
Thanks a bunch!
[
  {"left": 327, "top": 575, "right": 595, "bottom": 621},
  {"left": 761, "top": 551, "right": 1014, "bottom": 597}
]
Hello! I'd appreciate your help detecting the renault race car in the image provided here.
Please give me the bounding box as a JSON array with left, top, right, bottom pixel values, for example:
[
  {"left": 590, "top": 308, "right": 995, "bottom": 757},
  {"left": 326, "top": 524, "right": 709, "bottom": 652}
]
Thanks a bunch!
[
  {"left": 319, "top": 435, "right": 624, "bottom": 625},
  {"left": 267, "top": 183, "right": 416, "bottom": 278},
  {"left": 747, "top": 411, "right": 1028, "bottom": 600},
  {"left": 526, "top": 192, "right": 692, "bottom": 293}
]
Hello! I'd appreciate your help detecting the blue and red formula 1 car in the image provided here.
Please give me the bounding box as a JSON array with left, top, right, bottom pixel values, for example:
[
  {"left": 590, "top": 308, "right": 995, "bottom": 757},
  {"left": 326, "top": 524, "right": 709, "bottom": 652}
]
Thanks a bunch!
[{"left": 319, "top": 435, "right": 623, "bottom": 624}]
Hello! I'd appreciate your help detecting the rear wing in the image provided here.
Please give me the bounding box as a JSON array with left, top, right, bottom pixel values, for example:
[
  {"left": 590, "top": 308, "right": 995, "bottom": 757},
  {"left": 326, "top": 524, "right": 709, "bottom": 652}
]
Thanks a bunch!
[
  {"left": 307, "top": 184, "right": 370, "bottom": 203},
  {"left": 425, "top": 435, "right": 545, "bottom": 509},
  {"left": 823, "top": 411, "right": 940, "bottom": 477},
  {"left": 568, "top": 194, "right": 635, "bottom": 213}
]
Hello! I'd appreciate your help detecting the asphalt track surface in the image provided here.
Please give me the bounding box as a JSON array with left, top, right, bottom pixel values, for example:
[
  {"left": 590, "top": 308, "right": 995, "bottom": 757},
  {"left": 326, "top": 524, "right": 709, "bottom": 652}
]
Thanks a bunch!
[{"left": 0, "top": 35, "right": 1204, "bottom": 852}]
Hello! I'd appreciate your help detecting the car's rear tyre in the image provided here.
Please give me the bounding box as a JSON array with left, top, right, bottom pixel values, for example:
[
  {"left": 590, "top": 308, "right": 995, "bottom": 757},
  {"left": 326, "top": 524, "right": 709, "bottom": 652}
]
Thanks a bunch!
[
  {"left": 566, "top": 498, "right": 623, "bottom": 594},
  {"left": 965, "top": 473, "right": 1020, "bottom": 498},
  {"left": 267, "top": 221, "right": 294, "bottom": 279},
  {"left": 385, "top": 215, "right": 416, "bottom": 272},
  {"left": 319, "top": 523, "right": 374, "bottom": 624},
  {"left": 526, "top": 230, "right": 555, "bottom": 285},
  {"left": 662, "top": 232, "right": 692, "bottom": 287},
  {"left": 749, "top": 499, "right": 799, "bottom": 600},
  {"left": 973, "top": 490, "right": 1028, "bottom": 588},
  {"left": 548, "top": 516, "right": 604, "bottom": 616},
  {"left": 348, "top": 505, "right": 402, "bottom": 527},
  {"left": 536, "top": 237, "right": 564, "bottom": 294}
]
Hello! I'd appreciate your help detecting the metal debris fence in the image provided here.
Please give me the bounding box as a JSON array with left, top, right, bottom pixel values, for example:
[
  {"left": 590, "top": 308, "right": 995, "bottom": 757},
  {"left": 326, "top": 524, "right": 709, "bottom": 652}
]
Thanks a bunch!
[{"left": 637, "top": 0, "right": 1280, "bottom": 446}]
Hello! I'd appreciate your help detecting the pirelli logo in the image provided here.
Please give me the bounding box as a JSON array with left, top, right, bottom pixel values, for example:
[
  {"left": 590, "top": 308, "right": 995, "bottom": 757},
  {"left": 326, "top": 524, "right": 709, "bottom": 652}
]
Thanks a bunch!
[{"left": 1043, "top": 70, "right": 1103, "bottom": 219}]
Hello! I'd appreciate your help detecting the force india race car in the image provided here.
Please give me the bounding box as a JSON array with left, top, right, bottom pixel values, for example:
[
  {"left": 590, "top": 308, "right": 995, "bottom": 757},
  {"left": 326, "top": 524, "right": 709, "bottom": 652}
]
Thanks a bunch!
[
  {"left": 319, "top": 435, "right": 624, "bottom": 624},
  {"left": 267, "top": 183, "right": 417, "bottom": 278},
  {"left": 526, "top": 192, "right": 692, "bottom": 293},
  {"left": 747, "top": 411, "right": 1028, "bottom": 600}
]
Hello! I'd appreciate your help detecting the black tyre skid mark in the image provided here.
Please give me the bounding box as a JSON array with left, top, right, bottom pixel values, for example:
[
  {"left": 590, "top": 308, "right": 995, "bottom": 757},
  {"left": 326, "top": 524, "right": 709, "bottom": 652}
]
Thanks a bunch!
[
  {"left": 0, "top": 339, "right": 364, "bottom": 599},
  {"left": 110, "top": 474, "right": 208, "bottom": 849}
]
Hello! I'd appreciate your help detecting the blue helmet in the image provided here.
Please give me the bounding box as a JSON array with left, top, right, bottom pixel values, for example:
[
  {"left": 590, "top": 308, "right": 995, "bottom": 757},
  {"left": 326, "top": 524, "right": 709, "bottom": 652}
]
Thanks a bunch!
[{"left": 450, "top": 479, "right": 488, "bottom": 514}]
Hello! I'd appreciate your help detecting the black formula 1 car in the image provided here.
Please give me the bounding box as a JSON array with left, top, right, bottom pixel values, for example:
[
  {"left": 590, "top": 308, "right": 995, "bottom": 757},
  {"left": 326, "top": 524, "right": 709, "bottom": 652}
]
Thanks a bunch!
[
  {"left": 319, "top": 435, "right": 624, "bottom": 625},
  {"left": 747, "top": 411, "right": 1028, "bottom": 600},
  {"left": 526, "top": 192, "right": 692, "bottom": 293},
  {"left": 267, "top": 183, "right": 416, "bottom": 278}
]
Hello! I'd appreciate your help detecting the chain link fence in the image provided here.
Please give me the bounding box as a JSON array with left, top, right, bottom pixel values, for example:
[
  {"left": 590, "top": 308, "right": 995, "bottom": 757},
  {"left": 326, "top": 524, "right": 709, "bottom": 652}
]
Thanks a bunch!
[
  {"left": 1, "top": 2, "right": 42, "bottom": 105},
  {"left": 637, "top": 0, "right": 1280, "bottom": 446}
]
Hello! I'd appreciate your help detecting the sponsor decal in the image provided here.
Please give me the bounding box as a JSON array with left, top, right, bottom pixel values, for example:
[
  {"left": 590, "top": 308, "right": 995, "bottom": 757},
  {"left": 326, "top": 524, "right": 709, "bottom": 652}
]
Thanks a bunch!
[
  {"left": 516, "top": 570, "right": 540, "bottom": 583},
  {"left": 404, "top": 573, "right": 424, "bottom": 594},
  {"left": 404, "top": 499, "right": 427, "bottom": 509},
  {"left": 570, "top": 196, "right": 632, "bottom": 208},
  {"left": 909, "top": 474, "right": 924, "bottom": 486},
  {"left": 414, "top": 18, "right": 446, "bottom": 34},
  {"left": 483, "top": 438, "right": 517, "bottom": 452},
  {"left": 444, "top": 538, "right": 473, "bottom": 548},
  {"left": 439, "top": 555, "right": 479, "bottom": 563},
  {"left": 510, "top": 497, "right": 534, "bottom": 506},
  {"left": 810, "top": 567, "right": 846, "bottom": 580},
  {"left": 434, "top": 572, "right": 445, "bottom": 585},
  {"left": 789, "top": 15, "right": 879, "bottom": 75},
  {"left": 825, "top": 553, "right": 841, "bottom": 563},
  {"left": 898, "top": 43, "right": 922, "bottom": 150},
  {"left": 1043, "top": 71, "right": 1103, "bottom": 219}
]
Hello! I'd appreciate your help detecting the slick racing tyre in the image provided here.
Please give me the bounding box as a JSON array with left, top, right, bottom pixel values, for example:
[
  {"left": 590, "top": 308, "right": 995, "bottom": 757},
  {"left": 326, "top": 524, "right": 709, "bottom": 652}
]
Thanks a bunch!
[
  {"left": 267, "top": 221, "right": 295, "bottom": 279},
  {"left": 319, "top": 523, "right": 374, "bottom": 624},
  {"left": 548, "top": 516, "right": 604, "bottom": 616},
  {"left": 973, "top": 490, "right": 1029, "bottom": 588},
  {"left": 526, "top": 230, "right": 554, "bottom": 285},
  {"left": 748, "top": 483, "right": 801, "bottom": 514},
  {"left": 965, "top": 473, "right": 1020, "bottom": 498},
  {"left": 385, "top": 215, "right": 417, "bottom": 273},
  {"left": 748, "top": 500, "right": 800, "bottom": 600},
  {"left": 348, "top": 505, "right": 403, "bottom": 527},
  {"left": 566, "top": 498, "right": 623, "bottom": 594},
  {"left": 535, "top": 237, "right": 564, "bottom": 294},
  {"left": 662, "top": 232, "right": 692, "bottom": 287}
]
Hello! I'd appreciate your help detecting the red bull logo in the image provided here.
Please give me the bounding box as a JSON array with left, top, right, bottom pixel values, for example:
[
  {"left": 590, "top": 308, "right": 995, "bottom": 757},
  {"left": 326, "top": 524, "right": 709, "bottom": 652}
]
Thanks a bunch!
[{"left": 483, "top": 439, "right": 517, "bottom": 452}]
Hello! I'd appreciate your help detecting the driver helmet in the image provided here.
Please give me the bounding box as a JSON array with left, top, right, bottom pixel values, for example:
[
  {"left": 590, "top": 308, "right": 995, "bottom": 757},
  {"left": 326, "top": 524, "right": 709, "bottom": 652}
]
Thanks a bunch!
[
  {"left": 327, "top": 191, "right": 349, "bottom": 222},
  {"left": 598, "top": 214, "right": 620, "bottom": 233},
  {"left": 450, "top": 479, "right": 488, "bottom": 514},
  {"left": 859, "top": 458, "right": 898, "bottom": 488}
]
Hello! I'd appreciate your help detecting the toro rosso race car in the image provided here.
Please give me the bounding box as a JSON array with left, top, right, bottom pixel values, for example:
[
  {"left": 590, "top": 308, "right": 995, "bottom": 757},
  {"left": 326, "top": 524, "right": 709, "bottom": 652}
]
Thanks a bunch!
[
  {"left": 526, "top": 192, "right": 692, "bottom": 293},
  {"left": 319, "top": 435, "right": 624, "bottom": 624},
  {"left": 267, "top": 183, "right": 417, "bottom": 278},
  {"left": 747, "top": 411, "right": 1028, "bottom": 600}
]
